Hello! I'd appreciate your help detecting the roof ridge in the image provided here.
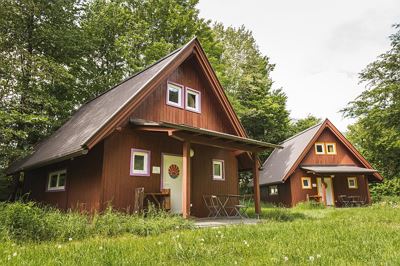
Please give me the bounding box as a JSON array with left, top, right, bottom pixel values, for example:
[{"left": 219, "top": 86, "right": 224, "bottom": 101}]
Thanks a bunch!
[{"left": 280, "top": 121, "right": 324, "bottom": 144}]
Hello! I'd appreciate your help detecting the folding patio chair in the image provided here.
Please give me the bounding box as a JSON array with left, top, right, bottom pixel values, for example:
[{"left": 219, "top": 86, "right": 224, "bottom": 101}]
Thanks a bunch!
[
  {"left": 231, "top": 195, "right": 251, "bottom": 218},
  {"left": 203, "top": 195, "right": 221, "bottom": 218}
]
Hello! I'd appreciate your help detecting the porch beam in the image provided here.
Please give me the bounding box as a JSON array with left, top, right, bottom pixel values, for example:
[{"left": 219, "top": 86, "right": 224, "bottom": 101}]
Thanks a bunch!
[
  {"left": 252, "top": 152, "right": 261, "bottom": 218},
  {"left": 182, "top": 141, "right": 191, "bottom": 218}
]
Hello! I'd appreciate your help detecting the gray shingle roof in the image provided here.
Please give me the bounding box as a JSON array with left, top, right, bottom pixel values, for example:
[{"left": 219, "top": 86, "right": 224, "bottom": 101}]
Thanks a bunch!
[
  {"left": 259, "top": 122, "right": 324, "bottom": 185},
  {"left": 8, "top": 40, "right": 192, "bottom": 173},
  {"left": 301, "top": 165, "right": 377, "bottom": 174}
]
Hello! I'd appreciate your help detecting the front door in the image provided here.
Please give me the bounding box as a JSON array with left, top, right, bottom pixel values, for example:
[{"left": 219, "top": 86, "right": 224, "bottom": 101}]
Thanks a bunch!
[
  {"left": 317, "top": 177, "right": 335, "bottom": 206},
  {"left": 162, "top": 154, "right": 183, "bottom": 214}
]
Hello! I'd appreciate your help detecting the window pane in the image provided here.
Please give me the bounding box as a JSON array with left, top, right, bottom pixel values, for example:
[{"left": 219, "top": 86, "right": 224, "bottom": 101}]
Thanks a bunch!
[
  {"left": 187, "top": 93, "right": 197, "bottom": 108},
  {"left": 58, "top": 173, "right": 66, "bottom": 187},
  {"left": 213, "top": 163, "right": 221, "bottom": 176},
  {"left": 303, "top": 179, "right": 309, "bottom": 187},
  {"left": 327, "top": 145, "right": 334, "bottom": 153},
  {"left": 316, "top": 145, "right": 323, "bottom": 153},
  {"left": 50, "top": 175, "right": 58, "bottom": 188},
  {"left": 134, "top": 155, "right": 145, "bottom": 170},
  {"left": 168, "top": 84, "right": 181, "bottom": 104}
]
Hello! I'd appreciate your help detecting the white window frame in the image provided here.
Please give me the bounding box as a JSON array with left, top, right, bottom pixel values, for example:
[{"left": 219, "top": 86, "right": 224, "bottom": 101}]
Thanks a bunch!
[
  {"left": 130, "top": 149, "right": 151, "bottom": 176},
  {"left": 315, "top": 143, "right": 325, "bottom": 155},
  {"left": 326, "top": 143, "right": 337, "bottom": 155},
  {"left": 166, "top": 82, "right": 184, "bottom": 108},
  {"left": 47, "top": 170, "right": 67, "bottom": 192},
  {"left": 185, "top": 87, "right": 201, "bottom": 113},
  {"left": 347, "top": 177, "right": 358, "bottom": 189},
  {"left": 212, "top": 159, "right": 225, "bottom": 181},
  {"left": 301, "top": 177, "right": 312, "bottom": 189},
  {"left": 269, "top": 185, "right": 278, "bottom": 196}
]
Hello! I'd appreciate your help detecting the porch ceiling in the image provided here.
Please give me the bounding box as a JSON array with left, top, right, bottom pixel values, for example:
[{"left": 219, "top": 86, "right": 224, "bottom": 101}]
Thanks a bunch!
[
  {"left": 301, "top": 165, "right": 378, "bottom": 174},
  {"left": 130, "top": 118, "right": 282, "bottom": 152}
]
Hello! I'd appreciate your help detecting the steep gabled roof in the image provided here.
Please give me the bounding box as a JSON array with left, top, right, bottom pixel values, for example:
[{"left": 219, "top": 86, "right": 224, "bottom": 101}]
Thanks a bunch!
[
  {"left": 8, "top": 38, "right": 249, "bottom": 173},
  {"left": 259, "top": 119, "right": 383, "bottom": 185}
]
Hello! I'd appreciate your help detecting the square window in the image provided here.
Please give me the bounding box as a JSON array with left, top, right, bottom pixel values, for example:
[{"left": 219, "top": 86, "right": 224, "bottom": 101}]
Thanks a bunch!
[
  {"left": 347, "top": 177, "right": 358, "bottom": 189},
  {"left": 130, "top": 149, "right": 150, "bottom": 176},
  {"left": 326, "top": 143, "right": 336, "bottom": 154},
  {"left": 212, "top": 160, "right": 224, "bottom": 180},
  {"left": 315, "top": 143, "right": 325, "bottom": 154},
  {"left": 301, "top": 177, "right": 312, "bottom": 189},
  {"left": 166, "top": 82, "right": 183, "bottom": 108},
  {"left": 185, "top": 88, "right": 201, "bottom": 113},
  {"left": 47, "top": 170, "right": 66, "bottom": 191},
  {"left": 269, "top": 185, "right": 278, "bottom": 196}
]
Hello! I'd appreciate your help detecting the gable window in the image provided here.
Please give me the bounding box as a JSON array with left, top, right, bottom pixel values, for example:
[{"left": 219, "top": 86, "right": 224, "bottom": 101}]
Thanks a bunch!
[
  {"left": 269, "top": 185, "right": 278, "bottom": 196},
  {"left": 301, "top": 177, "right": 312, "bottom": 189},
  {"left": 47, "top": 170, "right": 66, "bottom": 191},
  {"left": 130, "top": 149, "right": 150, "bottom": 176},
  {"left": 166, "top": 82, "right": 183, "bottom": 108},
  {"left": 326, "top": 143, "right": 336, "bottom": 155},
  {"left": 347, "top": 177, "right": 358, "bottom": 189},
  {"left": 315, "top": 143, "right": 325, "bottom": 154},
  {"left": 212, "top": 160, "right": 224, "bottom": 180},
  {"left": 185, "top": 88, "right": 201, "bottom": 113}
]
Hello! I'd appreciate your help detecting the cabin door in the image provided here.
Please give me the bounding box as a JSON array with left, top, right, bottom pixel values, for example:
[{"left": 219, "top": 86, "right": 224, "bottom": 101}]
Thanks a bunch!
[
  {"left": 162, "top": 154, "right": 183, "bottom": 214},
  {"left": 317, "top": 177, "right": 334, "bottom": 206}
]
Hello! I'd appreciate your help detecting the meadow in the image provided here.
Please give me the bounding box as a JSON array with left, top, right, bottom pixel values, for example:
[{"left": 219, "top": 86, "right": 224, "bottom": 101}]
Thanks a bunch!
[{"left": 0, "top": 200, "right": 399, "bottom": 265}]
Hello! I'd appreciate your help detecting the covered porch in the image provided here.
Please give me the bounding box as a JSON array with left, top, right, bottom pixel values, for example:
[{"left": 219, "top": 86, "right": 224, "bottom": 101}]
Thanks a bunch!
[
  {"left": 301, "top": 165, "right": 378, "bottom": 206},
  {"left": 131, "top": 119, "right": 281, "bottom": 218}
]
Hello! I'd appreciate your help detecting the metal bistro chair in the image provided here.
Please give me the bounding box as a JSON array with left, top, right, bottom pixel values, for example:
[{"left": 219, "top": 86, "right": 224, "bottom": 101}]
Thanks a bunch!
[
  {"left": 203, "top": 195, "right": 221, "bottom": 218},
  {"left": 231, "top": 194, "right": 252, "bottom": 219},
  {"left": 338, "top": 195, "right": 350, "bottom": 207},
  {"left": 133, "top": 187, "right": 145, "bottom": 214}
]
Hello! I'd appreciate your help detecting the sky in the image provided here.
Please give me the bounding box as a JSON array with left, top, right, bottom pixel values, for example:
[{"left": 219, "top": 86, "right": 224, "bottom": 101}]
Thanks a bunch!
[{"left": 197, "top": 0, "right": 400, "bottom": 131}]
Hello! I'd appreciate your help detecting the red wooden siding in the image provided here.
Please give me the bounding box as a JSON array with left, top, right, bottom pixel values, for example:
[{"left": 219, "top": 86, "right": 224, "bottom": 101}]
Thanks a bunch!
[{"left": 260, "top": 182, "right": 292, "bottom": 207}]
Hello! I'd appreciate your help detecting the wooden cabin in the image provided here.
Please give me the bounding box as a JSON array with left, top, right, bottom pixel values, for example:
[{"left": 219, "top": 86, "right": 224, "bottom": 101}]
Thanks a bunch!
[
  {"left": 259, "top": 119, "right": 383, "bottom": 207},
  {"left": 7, "top": 38, "right": 279, "bottom": 218}
]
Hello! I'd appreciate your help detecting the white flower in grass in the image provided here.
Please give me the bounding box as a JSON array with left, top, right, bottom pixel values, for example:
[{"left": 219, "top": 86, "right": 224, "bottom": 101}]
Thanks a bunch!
[
  {"left": 57, "top": 244, "right": 62, "bottom": 249},
  {"left": 12, "top": 252, "right": 17, "bottom": 257},
  {"left": 11, "top": 244, "right": 16, "bottom": 247},
  {"left": 157, "top": 241, "right": 162, "bottom": 245},
  {"left": 68, "top": 237, "right": 72, "bottom": 241},
  {"left": 309, "top": 256, "right": 314, "bottom": 262},
  {"left": 200, "top": 238, "right": 204, "bottom": 242},
  {"left": 99, "top": 246, "right": 103, "bottom": 250},
  {"left": 234, "top": 261, "right": 238, "bottom": 265},
  {"left": 7, "top": 255, "right": 11, "bottom": 261},
  {"left": 316, "top": 254, "right": 321, "bottom": 258},
  {"left": 284, "top": 256, "right": 289, "bottom": 262},
  {"left": 175, "top": 226, "right": 180, "bottom": 229}
]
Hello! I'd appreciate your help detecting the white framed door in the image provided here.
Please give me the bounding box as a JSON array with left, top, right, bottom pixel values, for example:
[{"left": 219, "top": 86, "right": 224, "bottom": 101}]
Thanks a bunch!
[
  {"left": 317, "top": 177, "right": 335, "bottom": 206},
  {"left": 162, "top": 154, "right": 183, "bottom": 214}
]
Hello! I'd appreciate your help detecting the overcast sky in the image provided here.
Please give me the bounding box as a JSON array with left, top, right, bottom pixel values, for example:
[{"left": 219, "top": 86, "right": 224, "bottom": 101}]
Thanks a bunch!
[{"left": 198, "top": 0, "right": 400, "bottom": 131}]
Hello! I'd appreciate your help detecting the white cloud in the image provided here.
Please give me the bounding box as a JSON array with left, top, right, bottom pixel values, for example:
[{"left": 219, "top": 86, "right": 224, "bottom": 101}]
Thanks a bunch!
[{"left": 198, "top": 0, "right": 400, "bottom": 131}]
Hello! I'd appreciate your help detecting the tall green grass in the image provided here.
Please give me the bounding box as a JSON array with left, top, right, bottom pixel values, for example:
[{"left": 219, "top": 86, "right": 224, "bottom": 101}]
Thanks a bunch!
[{"left": 0, "top": 202, "right": 193, "bottom": 243}]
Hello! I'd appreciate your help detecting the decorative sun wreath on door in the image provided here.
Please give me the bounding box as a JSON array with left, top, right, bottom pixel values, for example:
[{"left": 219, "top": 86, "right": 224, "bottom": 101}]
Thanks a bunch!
[{"left": 168, "top": 164, "right": 180, "bottom": 179}]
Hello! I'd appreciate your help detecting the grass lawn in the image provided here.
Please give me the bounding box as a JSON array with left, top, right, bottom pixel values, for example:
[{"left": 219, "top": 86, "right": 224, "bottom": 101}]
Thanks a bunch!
[{"left": 1, "top": 204, "right": 399, "bottom": 265}]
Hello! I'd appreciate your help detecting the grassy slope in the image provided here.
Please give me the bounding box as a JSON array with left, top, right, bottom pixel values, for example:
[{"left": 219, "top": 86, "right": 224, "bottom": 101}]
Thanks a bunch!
[{"left": 1, "top": 206, "right": 399, "bottom": 265}]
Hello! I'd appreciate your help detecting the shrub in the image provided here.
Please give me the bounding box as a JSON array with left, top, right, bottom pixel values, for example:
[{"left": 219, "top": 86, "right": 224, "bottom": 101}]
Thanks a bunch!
[
  {"left": 0, "top": 201, "right": 193, "bottom": 243},
  {"left": 370, "top": 178, "right": 400, "bottom": 202}
]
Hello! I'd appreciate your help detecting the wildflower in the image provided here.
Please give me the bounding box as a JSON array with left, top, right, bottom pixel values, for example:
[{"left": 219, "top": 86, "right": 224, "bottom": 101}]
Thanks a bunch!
[
  {"left": 309, "top": 256, "right": 314, "bottom": 262},
  {"left": 157, "top": 241, "right": 162, "bottom": 245},
  {"left": 11, "top": 244, "right": 16, "bottom": 247},
  {"left": 200, "top": 238, "right": 204, "bottom": 242},
  {"left": 13, "top": 252, "right": 17, "bottom": 257},
  {"left": 99, "top": 246, "right": 103, "bottom": 250},
  {"left": 316, "top": 254, "right": 321, "bottom": 258},
  {"left": 7, "top": 255, "right": 11, "bottom": 261},
  {"left": 234, "top": 261, "right": 238, "bottom": 265},
  {"left": 57, "top": 244, "right": 62, "bottom": 249},
  {"left": 284, "top": 256, "right": 289, "bottom": 261},
  {"left": 175, "top": 225, "right": 180, "bottom": 229},
  {"left": 68, "top": 237, "right": 73, "bottom": 241}
]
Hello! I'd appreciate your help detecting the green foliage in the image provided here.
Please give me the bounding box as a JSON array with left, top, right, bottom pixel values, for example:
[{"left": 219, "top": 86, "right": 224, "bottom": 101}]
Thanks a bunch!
[
  {"left": 288, "top": 115, "right": 322, "bottom": 136},
  {"left": 343, "top": 24, "right": 400, "bottom": 179},
  {"left": 370, "top": 178, "right": 400, "bottom": 202},
  {"left": 0, "top": 202, "right": 192, "bottom": 243}
]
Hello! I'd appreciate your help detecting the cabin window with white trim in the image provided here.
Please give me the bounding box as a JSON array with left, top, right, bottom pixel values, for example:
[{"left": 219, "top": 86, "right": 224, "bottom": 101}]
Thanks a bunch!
[
  {"left": 315, "top": 143, "right": 325, "bottom": 154},
  {"left": 301, "top": 177, "right": 312, "bottom": 189},
  {"left": 326, "top": 143, "right": 336, "bottom": 154},
  {"left": 269, "top": 185, "right": 278, "bottom": 196},
  {"left": 47, "top": 170, "right": 66, "bottom": 191},
  {"left": 166, "top": 82, "right": 183, "bottom": 108},
  {"left": 185, "top": 88, "right": 201, "bottom": 113},
  {"left": 347, "top": 177, "right": 358, "bottom": 189},
  {"left": 212, "top": 160, "right": 224, "bottom": 180},
  {"left": 130, "top": 149, "right": 150, "bottom": 176}
]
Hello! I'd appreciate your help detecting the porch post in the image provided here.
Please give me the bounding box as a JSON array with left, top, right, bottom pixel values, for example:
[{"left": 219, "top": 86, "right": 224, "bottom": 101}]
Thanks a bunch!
[
  {"left": 252, "top": 152, "right": 261, "bottom": 217},
  {"left": 364, "top": 175, "right": 371, "bottom": 204},
  {"left": 182, "top": 141, "right": 191, "bottom": 218}
]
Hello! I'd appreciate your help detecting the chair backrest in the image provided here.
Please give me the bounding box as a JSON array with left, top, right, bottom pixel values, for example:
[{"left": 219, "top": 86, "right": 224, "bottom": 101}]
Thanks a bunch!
[
  {"left": 161, "top": 188, "right": 171, "bottom": 210},
  {"left": 203, "top": 195, "right": 218, "bottom": 209},
  {"left": 134, "top": 187, "right": 145, "bottom": 214}
]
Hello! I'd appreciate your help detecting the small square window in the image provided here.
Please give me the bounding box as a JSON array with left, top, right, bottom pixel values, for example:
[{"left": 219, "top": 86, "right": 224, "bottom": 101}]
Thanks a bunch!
[
  {"left": 301, "top": 177, "right": 312, "bottom": 189},
  {"left": 347, "top": 177, "right": 358, "bottom": 189},
  {"left": 269, "top": 185, "right": 278, "bottom": 196},
  {"left": 47, "top": 170, "right": 66, "bottom": 192},
  {"left": 315, "top": 143, "right": 325, "bottom": 154},
  {"left": 130, "top": 149, "right": 150, "bottom": 176},
  {"left": 326, "top": 143, "right": 336, "bottom": 154},
  {"left": 185, "top": 88, "right": 201, "bottom": 113},
  {"left": 166, "top": 82, "right": 183, "bottom": 108},
  {"left": 212, "top": 160, "right": 224, "bottom": 180}
]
